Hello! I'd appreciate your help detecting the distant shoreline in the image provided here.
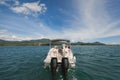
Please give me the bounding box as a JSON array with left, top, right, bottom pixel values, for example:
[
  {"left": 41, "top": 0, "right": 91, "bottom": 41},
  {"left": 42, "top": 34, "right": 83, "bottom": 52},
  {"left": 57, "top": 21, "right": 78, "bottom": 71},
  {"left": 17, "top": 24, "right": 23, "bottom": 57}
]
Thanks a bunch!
[
  {"left": 0, "top": 39, "right": 120, "bottom": 46},
  {"left": 0, "top": 44, "right": 120, "bottom": 46}
]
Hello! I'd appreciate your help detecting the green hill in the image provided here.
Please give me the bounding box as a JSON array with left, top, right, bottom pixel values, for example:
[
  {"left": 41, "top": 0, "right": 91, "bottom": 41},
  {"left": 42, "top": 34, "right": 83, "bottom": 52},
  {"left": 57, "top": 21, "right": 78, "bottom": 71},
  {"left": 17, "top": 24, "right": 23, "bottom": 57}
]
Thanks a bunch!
[
  {"left": 0, "top": 39, "right": 105, "bottom": 46},
  {"left": 0, "top": 38, "right": 50, "bottom": 46},
  {"left": 71, "top": 41, "right": 105, "bottom": 45}
]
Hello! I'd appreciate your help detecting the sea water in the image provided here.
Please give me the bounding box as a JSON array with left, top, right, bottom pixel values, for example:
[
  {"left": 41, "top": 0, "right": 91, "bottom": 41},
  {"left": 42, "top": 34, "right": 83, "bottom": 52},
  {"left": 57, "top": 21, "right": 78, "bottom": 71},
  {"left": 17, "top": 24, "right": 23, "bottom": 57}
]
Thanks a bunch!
[{"left": 0, "top": 46, "right": 120, "bottom": 80}]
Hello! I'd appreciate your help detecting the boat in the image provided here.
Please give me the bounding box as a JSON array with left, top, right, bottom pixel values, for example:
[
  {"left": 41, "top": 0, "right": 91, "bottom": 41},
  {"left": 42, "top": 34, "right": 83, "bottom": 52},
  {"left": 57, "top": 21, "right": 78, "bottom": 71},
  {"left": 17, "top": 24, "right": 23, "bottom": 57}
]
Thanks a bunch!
[{"left": 44, "top": 39, "right": 76, "bottom": 73}]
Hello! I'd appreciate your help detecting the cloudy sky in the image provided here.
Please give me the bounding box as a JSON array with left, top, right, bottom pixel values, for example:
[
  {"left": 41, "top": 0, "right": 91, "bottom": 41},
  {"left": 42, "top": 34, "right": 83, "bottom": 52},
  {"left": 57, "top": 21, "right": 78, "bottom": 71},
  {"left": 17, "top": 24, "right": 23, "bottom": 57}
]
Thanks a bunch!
[{"left": 0, "top": 0, "right": 120, "bottom": 44}]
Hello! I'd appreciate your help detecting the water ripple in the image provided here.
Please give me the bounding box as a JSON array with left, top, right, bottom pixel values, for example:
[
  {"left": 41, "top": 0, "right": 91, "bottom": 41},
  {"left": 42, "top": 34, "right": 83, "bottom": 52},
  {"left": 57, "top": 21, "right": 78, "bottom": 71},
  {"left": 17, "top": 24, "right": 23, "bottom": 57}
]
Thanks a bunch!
[{"left": 0, "top": 46, "right": 120, "bottom": 80}]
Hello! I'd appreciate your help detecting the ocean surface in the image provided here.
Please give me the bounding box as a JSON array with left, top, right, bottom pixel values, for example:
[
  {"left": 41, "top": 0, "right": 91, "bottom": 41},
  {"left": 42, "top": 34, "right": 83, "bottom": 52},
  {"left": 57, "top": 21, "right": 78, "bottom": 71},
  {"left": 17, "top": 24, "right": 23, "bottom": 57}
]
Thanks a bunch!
[{"left": 0, "top": 46, "right": 120, "bottom": 80}]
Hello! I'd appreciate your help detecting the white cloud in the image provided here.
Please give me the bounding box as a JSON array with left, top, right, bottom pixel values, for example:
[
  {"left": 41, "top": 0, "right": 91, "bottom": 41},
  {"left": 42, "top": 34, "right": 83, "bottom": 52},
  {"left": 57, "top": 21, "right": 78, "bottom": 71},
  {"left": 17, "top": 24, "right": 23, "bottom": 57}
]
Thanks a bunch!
[
  {"left": 1, "top": 0, "right": 120, "bottom": 42},
  {"left": 0, "top": 0, "right": 9, "bottom": 6},
  {"left": 0, "top": 0, "right": 19, "bottom": 6},
  {"left": 0, "top": 0, "right": 47, "bottom": 16},
  {"left": 14, "top": 0, "right": 19, "bottom": 5},
  {"left": 0, "top": 21, "right": 61, "bottom": 41},
  {"left": 0, "top": 29, "right": 46, "bottom": 41},
  {"left": 10, "top": 1, "right": 47, "bottom": 16},
  {"left": 59, "top": 0, "right": 120, "bottom": 42},
  {"left": 0, "top": 30, "right": 29, "bottom": 41}
]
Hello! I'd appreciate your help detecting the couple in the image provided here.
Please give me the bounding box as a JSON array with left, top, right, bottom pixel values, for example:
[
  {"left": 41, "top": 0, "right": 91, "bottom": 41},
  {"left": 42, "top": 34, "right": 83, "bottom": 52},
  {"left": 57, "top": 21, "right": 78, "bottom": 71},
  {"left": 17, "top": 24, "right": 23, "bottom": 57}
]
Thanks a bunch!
[{"left": 49, "top": 44, "right": 71, "bottom": 62}]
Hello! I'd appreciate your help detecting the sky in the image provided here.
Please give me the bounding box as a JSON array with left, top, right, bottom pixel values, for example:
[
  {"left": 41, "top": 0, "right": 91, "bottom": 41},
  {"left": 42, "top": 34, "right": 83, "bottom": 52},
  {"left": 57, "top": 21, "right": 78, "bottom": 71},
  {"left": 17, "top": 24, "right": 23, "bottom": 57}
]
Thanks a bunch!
[{"left": 0, "top": 0, "right": 120, "bottom": 44}]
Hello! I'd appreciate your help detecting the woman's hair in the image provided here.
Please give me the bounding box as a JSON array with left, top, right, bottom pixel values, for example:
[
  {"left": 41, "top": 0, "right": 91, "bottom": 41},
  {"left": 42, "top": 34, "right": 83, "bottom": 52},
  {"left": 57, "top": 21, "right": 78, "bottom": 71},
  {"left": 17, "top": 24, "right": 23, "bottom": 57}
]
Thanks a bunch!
[{"left": 68, "top": 45, "right": 70, "bottom": 49}]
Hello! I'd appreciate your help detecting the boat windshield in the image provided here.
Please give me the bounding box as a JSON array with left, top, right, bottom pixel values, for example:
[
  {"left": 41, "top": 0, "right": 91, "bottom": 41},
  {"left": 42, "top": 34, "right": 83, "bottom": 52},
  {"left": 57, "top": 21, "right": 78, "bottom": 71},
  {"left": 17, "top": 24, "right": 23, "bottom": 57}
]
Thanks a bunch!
[{"left": 50, "top": 39, "right": 71, "bottom": 49}]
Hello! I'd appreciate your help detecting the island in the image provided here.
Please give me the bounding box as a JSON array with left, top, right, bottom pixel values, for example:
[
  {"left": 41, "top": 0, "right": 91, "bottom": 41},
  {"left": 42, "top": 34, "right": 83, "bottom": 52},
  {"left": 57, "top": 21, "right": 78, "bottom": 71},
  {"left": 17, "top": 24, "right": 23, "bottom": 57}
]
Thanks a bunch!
[{"left": 0, "top": 38, "right": 119, "bottom": 46}]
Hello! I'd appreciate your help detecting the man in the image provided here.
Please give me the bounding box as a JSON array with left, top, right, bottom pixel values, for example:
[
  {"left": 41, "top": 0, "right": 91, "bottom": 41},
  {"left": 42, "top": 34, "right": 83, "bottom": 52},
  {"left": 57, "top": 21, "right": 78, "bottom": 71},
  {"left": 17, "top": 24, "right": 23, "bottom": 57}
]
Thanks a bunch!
[
  {"left": 44, "top": 46, "right": 58, "bottom": 63},
  {"left": 50, "top": 46, "right": 58, "bottom": 57}
]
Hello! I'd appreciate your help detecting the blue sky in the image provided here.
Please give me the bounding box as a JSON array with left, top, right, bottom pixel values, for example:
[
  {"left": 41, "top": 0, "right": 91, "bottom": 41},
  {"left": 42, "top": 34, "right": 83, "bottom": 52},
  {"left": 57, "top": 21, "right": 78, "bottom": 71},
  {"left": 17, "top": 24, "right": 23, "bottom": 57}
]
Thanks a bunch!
[{"left": 0, "top": 0, "right": 120, "bottom": 44}]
